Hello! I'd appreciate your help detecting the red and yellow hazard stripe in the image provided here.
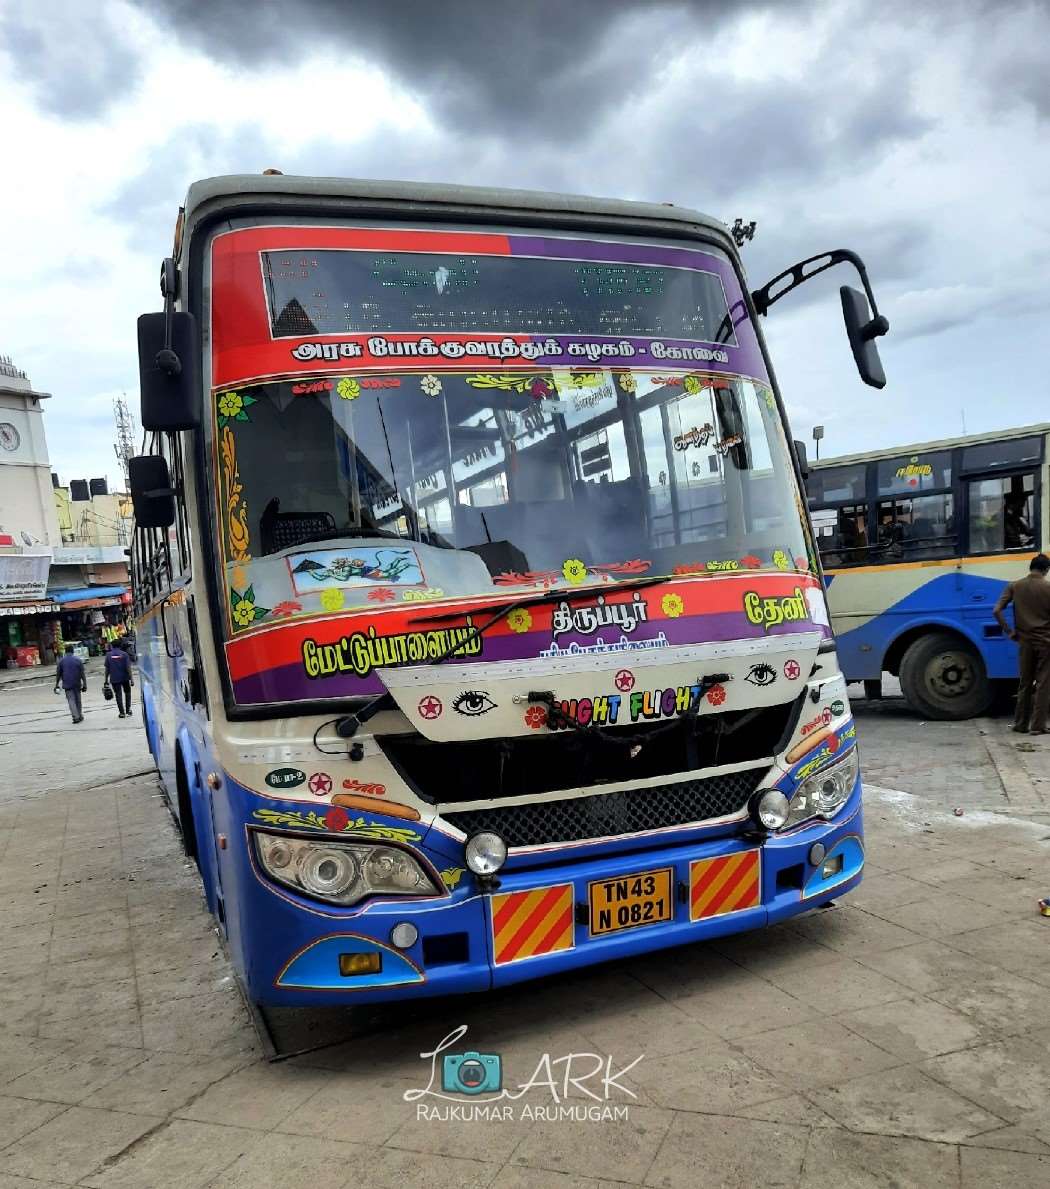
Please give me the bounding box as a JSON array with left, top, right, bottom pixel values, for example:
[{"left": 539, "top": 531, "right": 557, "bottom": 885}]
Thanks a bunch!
[
  {"left": 491, "top": 883, "right": 574, "bottom": 965},
  {"left": 689, "top": 850, "right": 760, "bottom": 921}
]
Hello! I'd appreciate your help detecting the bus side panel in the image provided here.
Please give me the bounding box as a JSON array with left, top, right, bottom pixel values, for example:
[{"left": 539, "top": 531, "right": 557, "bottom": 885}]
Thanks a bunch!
[
  {"left": 137, "top": 603, "right": 178, "bottom": 797},
  {"left": 826, "top": 566, "right": 963, "bottom": 681},
  {"left": 827, "top": 562, "right": 1021, "bottom": 682}
]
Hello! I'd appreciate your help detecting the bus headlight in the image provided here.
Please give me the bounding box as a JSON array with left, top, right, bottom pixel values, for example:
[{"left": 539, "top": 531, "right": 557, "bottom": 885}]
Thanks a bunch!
[
  {"left": 253, "top": 831, "right": 440, "bottom": 907},
  {"left": 785, "top": 748, "right": 859, "bottom": 829},
  {"left": 465, "top": 832, "right": 507, "bottom": 876}
]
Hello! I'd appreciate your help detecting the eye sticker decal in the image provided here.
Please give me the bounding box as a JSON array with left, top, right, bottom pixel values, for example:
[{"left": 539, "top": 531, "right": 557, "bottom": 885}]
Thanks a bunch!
[
  {"left": 452, "top": 690, "right": 497, "bottom": 716},
  {"left": 745, "top": 662, "right": 777, "bottom": 687}
]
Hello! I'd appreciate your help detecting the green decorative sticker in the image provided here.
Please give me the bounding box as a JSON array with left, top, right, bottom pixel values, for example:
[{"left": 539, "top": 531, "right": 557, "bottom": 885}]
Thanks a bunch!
[
  {"left": 831, "top": 700, "right": 845, "bottom": 716},
  {"left": 252, "top": 806, "right": 421, "bottom": 845},
  {"left": 230, "top": 585, "right": 270, "bottom": 629},
  {"left": 217, "top": 389, "right": 258, "bottom": 428},
  {"left": 440, "top": 866, "right": 466, "bottom": 890}
]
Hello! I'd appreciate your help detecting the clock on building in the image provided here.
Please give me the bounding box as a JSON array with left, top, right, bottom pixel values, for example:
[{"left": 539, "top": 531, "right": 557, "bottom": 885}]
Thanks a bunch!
[{"left": 0, "top": 423, "right": 20, "bottom": 452}]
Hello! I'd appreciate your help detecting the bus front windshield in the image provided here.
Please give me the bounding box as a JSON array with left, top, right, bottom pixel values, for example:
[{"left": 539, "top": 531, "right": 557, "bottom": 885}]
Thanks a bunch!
[{"left": 214, "top": 368, "right": 810, "bottom": 628}]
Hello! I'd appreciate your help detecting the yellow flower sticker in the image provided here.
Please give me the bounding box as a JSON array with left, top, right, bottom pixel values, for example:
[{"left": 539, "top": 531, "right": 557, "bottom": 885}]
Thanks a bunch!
[
  {"left": 661, "top": 592, "right": 685, "bottom": 618},
  {"left": 320, "top": 588, "right": 345, "bottom": 612},
  {"left": 337, "top": 377, "right": 361, "bottom": 401},
  {"left": 218, "top": 391, "right": 244, "bottom": 419},
  {"left": 618, "top": 372, "right": 637, "bottom": 393},
  {"left": 562, "top": 558, "right": 588, "bottom": 585},
  {"left": 232, "top": 598, "right": 256, "bottom": 627},
  {"left": 683, "top": 375, "right": 701, "bottom": 394},
  {"left": 772, "top": 549, "right": 790, "bottom": 571},
  {"left": 507, "top": 607, "right": 533, "bottom": 633}
]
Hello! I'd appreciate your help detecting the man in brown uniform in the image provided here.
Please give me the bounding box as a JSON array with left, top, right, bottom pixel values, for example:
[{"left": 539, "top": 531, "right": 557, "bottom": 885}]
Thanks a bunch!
[{"left": 994, "top": 554, "right": 1050, "bottom": 734}]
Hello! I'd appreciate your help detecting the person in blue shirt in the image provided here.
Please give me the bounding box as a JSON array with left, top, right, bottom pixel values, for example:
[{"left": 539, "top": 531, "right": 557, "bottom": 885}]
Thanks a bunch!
[
  {"left": 54, "top": 645, "right": 87, "bottom": 723},
  {"left": 104, "top": 641, "right": 134, "bottom": 718}
]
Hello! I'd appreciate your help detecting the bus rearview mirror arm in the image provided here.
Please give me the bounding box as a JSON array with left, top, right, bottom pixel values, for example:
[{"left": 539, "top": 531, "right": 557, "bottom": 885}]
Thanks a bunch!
[{"left": 751, "top": 248, "right": 890, "bottom": 390}]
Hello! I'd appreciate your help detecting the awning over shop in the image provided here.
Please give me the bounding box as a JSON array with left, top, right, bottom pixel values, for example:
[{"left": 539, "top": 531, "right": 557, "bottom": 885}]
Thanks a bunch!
[
  {"left": 49, "top": 586, "right": 130, "bottom": 612},
  {"left": 51, "top": 585, "right": 128, "bottom": 603}
]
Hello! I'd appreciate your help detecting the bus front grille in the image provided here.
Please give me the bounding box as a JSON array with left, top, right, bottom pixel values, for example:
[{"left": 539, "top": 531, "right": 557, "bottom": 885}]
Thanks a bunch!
[{"left": 439, "top": 767, "right": 766, "bottom": 848}]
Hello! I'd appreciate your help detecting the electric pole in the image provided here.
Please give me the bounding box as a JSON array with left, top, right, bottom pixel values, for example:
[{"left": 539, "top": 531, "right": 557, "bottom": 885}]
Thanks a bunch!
[{"left": 113, "top": 395, "right": 136, "bottom": 493}]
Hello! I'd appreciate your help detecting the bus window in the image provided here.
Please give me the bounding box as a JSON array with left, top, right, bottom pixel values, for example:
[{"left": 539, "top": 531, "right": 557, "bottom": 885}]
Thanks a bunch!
[
  {"left": 877, "top": 451, "right": 951, "bottom": 496},
  {"left": 875, "top": 494, "right": 954, "bottom": 560},
  {"left": 968, "top": 474, "right": 1036, "bottom": 553},
  {"left": 812, "top": 504, "right": 869, "bottom": 566},
  {"left": 961, "top": 436, "right": 1042, "bottom": 474},
  {"left": 807, "top": 463, "right": 866, "bottom": 503}
]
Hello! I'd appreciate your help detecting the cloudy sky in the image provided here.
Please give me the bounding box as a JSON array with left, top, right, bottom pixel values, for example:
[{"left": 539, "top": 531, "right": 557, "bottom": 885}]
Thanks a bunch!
[{"left": 1, "top": 0, "right": 1047, "bottom": 489}]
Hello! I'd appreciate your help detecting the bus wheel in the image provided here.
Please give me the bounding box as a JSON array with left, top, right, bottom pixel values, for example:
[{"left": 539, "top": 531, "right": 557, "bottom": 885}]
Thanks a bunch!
[{"left": 899, "top": 632, "right": 991, "bottom": 720}]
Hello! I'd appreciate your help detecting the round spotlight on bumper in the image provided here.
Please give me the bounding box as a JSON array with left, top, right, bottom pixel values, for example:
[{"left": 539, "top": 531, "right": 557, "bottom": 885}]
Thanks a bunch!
[
  {"left": 465, "top": 832, "right": 507, "bottom": 876},
  {"left": 390, "top": 921, "right": 419, "bottom": 950},
  {"left": 808, "top": 842, "right": 827, "bottom": 867},
  {"left": 755, "top": 790, "right": 790, "bottom": 830}
]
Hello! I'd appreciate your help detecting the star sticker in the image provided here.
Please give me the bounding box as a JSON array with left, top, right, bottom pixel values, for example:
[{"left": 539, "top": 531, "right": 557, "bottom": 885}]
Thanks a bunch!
[
  {"left": 614, "top": 669, "right": 635, "bottom": 692},
  {"left": 308, "top": 772, "right": 332, "bottom": 795},
  {"left": 418, "top": 695, "right": 443, "bottom": 720},
  {"left": 783, "top": 659, "right": 801, "bottom": 680}
]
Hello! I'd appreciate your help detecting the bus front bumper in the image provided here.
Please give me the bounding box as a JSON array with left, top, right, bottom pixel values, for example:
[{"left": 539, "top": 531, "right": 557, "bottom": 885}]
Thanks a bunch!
[{"left": 247, "top": 792, "right": 863, "bottom": 1006}]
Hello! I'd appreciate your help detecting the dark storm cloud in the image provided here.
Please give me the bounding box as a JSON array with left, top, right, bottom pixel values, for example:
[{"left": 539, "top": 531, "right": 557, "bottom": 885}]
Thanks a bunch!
[{"left": 132, "top": 0, "right": 786, "bottom": 136}]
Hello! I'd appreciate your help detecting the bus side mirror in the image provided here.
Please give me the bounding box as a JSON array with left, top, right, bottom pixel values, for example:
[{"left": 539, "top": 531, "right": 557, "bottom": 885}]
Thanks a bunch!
[
  {"left": 841, "top": 286, "right": 889, "bottom": 390},
  {"left": 129, "top": 455, "right": 176, "bottom": 528},
  {"left": 138, "top": 311, "right": 202, "bottom": 430},
  {"left": 793, "top": 440, "right": 809, "bottom": 479}
]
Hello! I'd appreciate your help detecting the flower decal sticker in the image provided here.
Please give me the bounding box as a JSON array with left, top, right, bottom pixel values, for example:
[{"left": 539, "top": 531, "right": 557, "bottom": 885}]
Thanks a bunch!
[
  {"left": 217, "top": 390, "right": 257, "bottom": 427},
  {"left": 320, "top": 588, "right": 345, "bottom": 612},
  {"left": 368, "top": 587, "right": 397, "bottom": 602},
  {"left": 271, "top": 600, "right": 303, "bottom": 618},
  {"left": 562, "top": 558, "right": 588, "bottom": 585},
  {"left": 337, "top": 377, "right": 361, "bottom": 401},
  {"left": 525, "top": 705, "right": 548, "bottom": 730},
  {"left": 507, "top": 607, "right": 533, "bottom": 633},
  {"left": 618, "top": 372, "right": 637, "bottom": 393},
  {"left": 661, "top": 592, "right": 685, "bottom": 619},
  {"left": 420, "top": 375, "right": 442, "bottom": 397},
  {"left": 739, "top": 555, "right": 762, "bottom": 570},
  {"left": 229, "top": 585, "right": 270, "bottom": 629},
  {"left": 772, "top": 549, "right": 790, "bottom": 571},
  {"left": 527, "top": 376, "right": 554, "bottom": 400},
  {"left": 683, "top": 375, "right": 702, "bottom": 394},
  {"left": 326, "top": 807, "right": 350, "bottom": 832},
  {"left": 706, "top": 684, "right": 727, "bottom": 706}
]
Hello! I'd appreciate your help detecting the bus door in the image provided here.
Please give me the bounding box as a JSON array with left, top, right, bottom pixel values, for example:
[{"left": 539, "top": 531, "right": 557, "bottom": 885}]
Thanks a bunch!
[{"left": 959, "top": 435, "right": 1043, "bottom": 673}]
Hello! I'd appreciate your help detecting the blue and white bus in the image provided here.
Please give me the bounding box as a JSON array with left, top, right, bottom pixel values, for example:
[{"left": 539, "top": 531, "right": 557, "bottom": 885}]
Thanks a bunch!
[
  {"left": 129, "top": 174, "right": 887, "bottom": 1009},
  {"left": 807, "top": 424, "right": 1047, "bottom": 718}
]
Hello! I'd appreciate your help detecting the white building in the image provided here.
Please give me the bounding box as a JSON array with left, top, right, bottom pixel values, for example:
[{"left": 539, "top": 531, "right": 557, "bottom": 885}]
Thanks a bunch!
[
  {"left": 0, "top": 355, "right": 132, "bottom": 667},
  {"left": 0, "top": 355, "right": 59, "bottom": 613}
]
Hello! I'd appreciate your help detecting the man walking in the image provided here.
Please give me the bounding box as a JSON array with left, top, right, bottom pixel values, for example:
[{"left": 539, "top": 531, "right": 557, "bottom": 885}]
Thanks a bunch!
[
  {"left": 54, "top": 644, "right": 87, "bottom": 724},
  {"left": 104, "top": 640, "right": 134, "bottom": 719},
  {"left": 994, "top": 553, "right": 1050, "bottom": 734}
]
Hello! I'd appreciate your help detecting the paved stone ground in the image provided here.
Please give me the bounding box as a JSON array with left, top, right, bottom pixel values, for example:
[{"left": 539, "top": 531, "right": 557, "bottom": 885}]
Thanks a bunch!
[{"left": 2, "top": 678, "right": 1050, "bottom": 1188}]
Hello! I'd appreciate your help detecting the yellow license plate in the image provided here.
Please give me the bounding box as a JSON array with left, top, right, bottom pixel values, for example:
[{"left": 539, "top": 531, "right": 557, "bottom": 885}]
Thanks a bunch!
[{"left": 588, "top": 867, "right": 674, "bottom": 936}]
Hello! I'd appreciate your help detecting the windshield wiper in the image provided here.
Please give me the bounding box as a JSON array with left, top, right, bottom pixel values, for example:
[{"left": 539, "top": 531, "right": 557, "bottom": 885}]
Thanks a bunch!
[{"left": 332, "top": 573, "right": 670, "bottom": 740}]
